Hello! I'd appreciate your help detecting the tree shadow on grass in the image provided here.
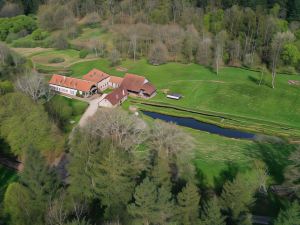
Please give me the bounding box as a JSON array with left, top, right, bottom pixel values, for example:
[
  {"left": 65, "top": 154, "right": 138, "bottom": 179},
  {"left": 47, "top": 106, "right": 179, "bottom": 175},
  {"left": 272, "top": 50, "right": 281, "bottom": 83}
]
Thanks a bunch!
[
  {"left": 248, "top": 75, "right": 272, "bottom": 88},
  {"left": 245, "top": 140, "right": 296, "bottom": 183},
  {"left": 213, "top": 162, "right": 240, "bottom": 194}
]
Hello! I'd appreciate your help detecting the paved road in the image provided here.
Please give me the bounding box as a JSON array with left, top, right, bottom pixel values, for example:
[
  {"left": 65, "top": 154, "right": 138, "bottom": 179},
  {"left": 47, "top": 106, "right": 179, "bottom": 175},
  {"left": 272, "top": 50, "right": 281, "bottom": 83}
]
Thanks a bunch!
[{"left": 79, "top": 94, "right": 107, "bottom": 127}]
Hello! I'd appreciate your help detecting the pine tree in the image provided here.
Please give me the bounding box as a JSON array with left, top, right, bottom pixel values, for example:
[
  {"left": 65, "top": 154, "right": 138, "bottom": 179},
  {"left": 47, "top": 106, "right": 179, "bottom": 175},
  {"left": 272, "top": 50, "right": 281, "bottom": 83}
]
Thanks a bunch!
[
  {"left": 94, "top": 145, "right": 137, "bottom": 219},
  {"left": 176, "top": 182, "right": 200, "bottom": 225},
  {"left": 68, "top": 128, "right": 99, "bottom": 199},
  {"left": 128, "top": 178, "right": 158, "bottom": 225},
  {"left": 128, "top": 178, "right": 175, "bottom": 225},
  {"left": 200, "top": 197, "right": 226, "bottom": 225},
  {"left": 220, "top": 174, "right": 258, "bottom": 225},
  {"left": 20, "top": 146, "right": 59, "bottom": 201},
  {"left": 274, "top": 201, "right": 300, "bottom": 225}
]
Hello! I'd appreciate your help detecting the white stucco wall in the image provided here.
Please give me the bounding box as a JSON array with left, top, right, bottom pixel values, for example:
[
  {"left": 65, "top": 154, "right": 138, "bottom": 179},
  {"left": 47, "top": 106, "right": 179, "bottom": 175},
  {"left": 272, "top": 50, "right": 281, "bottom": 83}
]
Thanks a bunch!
[
  {"left": 97, "top": 77, "right": 110, "bottom": 91},
  {"left": 50, "top": 84, "right": 77, "bottom": 96}
]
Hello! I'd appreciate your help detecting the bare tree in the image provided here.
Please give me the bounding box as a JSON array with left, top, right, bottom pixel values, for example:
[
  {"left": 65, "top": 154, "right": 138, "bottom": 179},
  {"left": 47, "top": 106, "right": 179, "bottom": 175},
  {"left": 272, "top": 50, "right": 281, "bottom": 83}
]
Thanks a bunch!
[
  {"left": 0, "top": 2, "right": 23, "bottom": 17},
  {"left": 15, "top": 70, "right": 52, "bottom": 102},
  {"left": 148, "top": 42, "right": 169, "bottom": 65},
  {"left": 270, "top": 31, "right": 295, "bottom": 88},
  {"left": 46, "top": 192, "right": 68, "bottom": 225},
  {"left": 148, "top": 120, "right": 194, "bottom": 158},
  {"left": 214, "top": 30, "right": 227, "bottom": 75},
  {"left": 109, "top": 49, "right": 121, "bottom": 66},
  {"left": 87, "top": 108, "right": 147, "bottom": 151},
  {"left": 253, "top": 160, "right": 269, "bottom": 193},
  {"left": 88, "top": 39, "right": 106, "bottom": 57},
  {"left": 196, "top": 35, "right": 213, "bottom": 66}
]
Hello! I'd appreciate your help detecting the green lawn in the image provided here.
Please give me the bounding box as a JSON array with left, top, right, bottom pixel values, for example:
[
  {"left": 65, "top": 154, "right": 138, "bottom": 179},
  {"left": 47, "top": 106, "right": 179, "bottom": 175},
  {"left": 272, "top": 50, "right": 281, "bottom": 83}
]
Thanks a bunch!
[{"left": 69, "top": 59, "right": 300, "bottom": 137}]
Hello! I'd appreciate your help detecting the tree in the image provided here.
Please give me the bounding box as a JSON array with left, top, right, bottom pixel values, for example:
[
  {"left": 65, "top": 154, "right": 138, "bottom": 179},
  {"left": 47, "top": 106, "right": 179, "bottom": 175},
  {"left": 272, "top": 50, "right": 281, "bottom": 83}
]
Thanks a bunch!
[
  {"left": 15, "top": 70, "right": 52, "bottom": 102},
  {"left": 127, "top": 178, "right": 158, "bottom": 225},
  {"left": 68, "top": 128, "right": 99, "bottom": 199},
  {"left": 3, "top": 182, "right": 32, "bottom": 225},
  {"left": 176, "top": 182, "right": 200, "bottom": 225},
  {"left": 109, "top": 49, "right": 121, "bottom": 66},
  {"left": 196, "top": 35, "right": 213, "bottom": 66},
  {"left": 270, "top": 31, "right": 295, "bottom": 88},
  {"left": 200, "top": 197, "right": 226, "bottom": 225},
  {"left": 4, "top": 146, "right": 60, "bottom": 225},
  {"left": 94, "top": 144, "right": 138, "bottom": 219},
  {"left": 0, "top": 93, "right": 63, "bottom": 156},
  {"left": 88, "top": 108, "right": 147, "bottom": 151},
  {"left": 274, "top": 201, "right": 300, "bottom": 225},
  {"left": 221, "top": 174, "right": 258, "bottom": 225},
  {"left": 281, "top": 43, "right": 300, "bottom": 66},
  {"left": 284, "top": 146, "right": 300, "bottom": 198},
  {"left": 20, "top": 146, "right": 60, "bottom": 205},
  {"left": 253, "top": 160, "right": 269, "bottom": 193},
  {"left": 213, "top": 30, "right": 227, "bottom": 75},
  {"left": 148, "top": 120, "right": 195, "bottom": 181},
  {"left": 128, "top": 178, "right": 175, "bottom": 225},
  {"left": 148, "top": 42, "right": 169, "bottom": 65}
]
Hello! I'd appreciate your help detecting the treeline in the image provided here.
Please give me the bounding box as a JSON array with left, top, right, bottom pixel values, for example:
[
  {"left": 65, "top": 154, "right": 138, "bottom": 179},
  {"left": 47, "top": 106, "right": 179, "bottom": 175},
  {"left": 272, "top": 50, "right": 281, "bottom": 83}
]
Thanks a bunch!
[
  {"left": 2, "top": 0, "right": 300, "bottom": 21},
  {"left": 1, "top": 108, "right": 300, "bottom": 225}
]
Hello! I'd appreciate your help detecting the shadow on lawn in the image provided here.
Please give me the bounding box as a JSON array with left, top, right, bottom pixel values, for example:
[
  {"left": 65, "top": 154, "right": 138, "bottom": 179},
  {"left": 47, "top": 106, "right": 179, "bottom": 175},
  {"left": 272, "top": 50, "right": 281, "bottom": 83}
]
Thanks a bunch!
[
  {"left": 248, "top": 75, "right": 272, "bottom": 88},
  {"left": 245, "top": 140, "right": 296, "bottom": 183}
]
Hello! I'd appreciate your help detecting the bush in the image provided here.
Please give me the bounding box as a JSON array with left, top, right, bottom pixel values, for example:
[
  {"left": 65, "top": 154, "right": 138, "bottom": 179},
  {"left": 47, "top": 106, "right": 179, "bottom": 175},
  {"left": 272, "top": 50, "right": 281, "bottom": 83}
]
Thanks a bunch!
[
  {"left": 79, "top": 49, "right": 89, "bottom": 59},
  {"left": 48, "top": 57, "right": 65, "bottom": 64},
  {"left": 32, "top": 29, "right": 49, "bottom": 41},
  {"left": 0, "top": 15, "right": 37, "bottom": 41}
]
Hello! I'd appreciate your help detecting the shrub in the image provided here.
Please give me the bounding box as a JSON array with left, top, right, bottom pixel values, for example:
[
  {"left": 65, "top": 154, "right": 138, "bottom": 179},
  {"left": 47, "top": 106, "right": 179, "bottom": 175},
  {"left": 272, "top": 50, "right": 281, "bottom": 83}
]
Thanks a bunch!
[
  {"left": 48, "top": 57, "right": 65, "bottom": 64},
  {"left": 32, "top": 29, "right": 49, "bottom": 41},
  {"left": 0, "top": 15, "right": 37, "bottom": 41},
  {"left": 79, "top": 49, "right": 89, "bottom": 59}
]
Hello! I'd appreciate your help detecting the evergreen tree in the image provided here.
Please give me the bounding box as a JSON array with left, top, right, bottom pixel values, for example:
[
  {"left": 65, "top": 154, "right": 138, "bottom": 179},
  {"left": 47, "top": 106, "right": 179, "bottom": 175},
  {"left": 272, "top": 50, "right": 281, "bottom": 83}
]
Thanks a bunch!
[
  {"left": 176, "top": 182, "right": 200, "bottom": 225},
  {"left": 94, "top": 144, "right": 137, "bottom": 219},
  {"left": 128, "top": 178, "right": 158, "bottom": 225},
  {"left": 274, "top": 201, "right": 300, "bottom": 225},
  {"left": 128, "top": 178, "right": 175, "bottom": 225},
  {"left": 200, "top": 197, "right": 226, "bottom": 225},
  {"left": 220, "top": 174, "right": 258, "bottom": 225},
  {"left": 4, "top": 146, "right": 60, "bottom": 225},
  {"left": 68, "top": 128, "right": 99, "bottom": 199}
]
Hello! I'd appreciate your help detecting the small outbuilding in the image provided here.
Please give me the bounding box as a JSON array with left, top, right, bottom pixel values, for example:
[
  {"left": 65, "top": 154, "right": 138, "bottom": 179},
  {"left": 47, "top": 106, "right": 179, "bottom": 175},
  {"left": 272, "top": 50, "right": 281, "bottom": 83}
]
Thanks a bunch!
[{"left": 166, "top": 93, "right": 182, "bottom": 100}]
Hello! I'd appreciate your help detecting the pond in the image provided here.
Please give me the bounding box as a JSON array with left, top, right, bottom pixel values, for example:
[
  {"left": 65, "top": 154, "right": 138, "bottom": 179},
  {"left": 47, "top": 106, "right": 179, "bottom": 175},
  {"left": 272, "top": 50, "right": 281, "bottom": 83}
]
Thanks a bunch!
[{"left": 142, "top": 111, "right": 255, "bottom": 139}]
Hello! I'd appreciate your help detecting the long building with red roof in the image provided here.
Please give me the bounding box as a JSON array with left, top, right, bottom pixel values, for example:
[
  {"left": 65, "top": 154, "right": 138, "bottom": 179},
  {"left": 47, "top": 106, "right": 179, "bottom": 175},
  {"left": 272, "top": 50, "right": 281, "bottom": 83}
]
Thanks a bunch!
[{"left": 49, "top": 74, "right": 97, "bottom": 97}]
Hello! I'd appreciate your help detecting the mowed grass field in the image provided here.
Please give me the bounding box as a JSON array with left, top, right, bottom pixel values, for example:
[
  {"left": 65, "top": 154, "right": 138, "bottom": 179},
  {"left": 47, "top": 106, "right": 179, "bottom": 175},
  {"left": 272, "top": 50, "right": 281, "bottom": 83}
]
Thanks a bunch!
[{"left": 69, "top": 59, "right": 300, "bottom": 132}]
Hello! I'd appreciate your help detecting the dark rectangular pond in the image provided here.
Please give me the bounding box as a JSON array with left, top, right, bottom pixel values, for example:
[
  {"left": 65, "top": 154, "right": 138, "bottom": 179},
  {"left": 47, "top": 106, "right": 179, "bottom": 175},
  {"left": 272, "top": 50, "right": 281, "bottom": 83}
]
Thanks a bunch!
[{"left": 142, "top": 110, "right": 255, "bottom": 139}]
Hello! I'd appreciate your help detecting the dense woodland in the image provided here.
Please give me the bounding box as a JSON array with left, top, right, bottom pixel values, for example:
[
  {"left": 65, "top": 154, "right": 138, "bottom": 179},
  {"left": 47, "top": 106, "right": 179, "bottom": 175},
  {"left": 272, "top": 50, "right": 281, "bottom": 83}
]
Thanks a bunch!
[{"left": 0, "top": 0, "right": 300, "bottom": 225}]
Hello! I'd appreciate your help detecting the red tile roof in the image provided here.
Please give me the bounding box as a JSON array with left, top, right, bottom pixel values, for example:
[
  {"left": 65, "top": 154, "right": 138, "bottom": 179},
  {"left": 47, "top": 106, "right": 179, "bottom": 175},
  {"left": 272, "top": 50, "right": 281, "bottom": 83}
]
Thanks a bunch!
[
  {"left": 121, "top": 73, "right": 147, "bottom": 92},
  {"left": 49, "top": 74, "right": 96, "bottom": 92},
  {"left": 104, "top": 87, "right": 128, "bottom": 106},
  {"left": 82, "top": 69, "right": 110, "bottom": 83},
  {"left": 109, "top": 76, "right": 123, "bottom": 85},
  {"left": 141, "top": 82, "right": 156, "bottom": 96}
]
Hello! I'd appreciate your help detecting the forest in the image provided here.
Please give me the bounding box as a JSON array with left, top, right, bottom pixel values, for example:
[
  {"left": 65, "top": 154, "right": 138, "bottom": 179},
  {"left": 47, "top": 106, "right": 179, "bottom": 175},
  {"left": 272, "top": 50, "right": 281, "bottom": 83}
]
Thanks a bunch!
[{"left": 0, "top": 0, "right": 300, "bottom": 225}]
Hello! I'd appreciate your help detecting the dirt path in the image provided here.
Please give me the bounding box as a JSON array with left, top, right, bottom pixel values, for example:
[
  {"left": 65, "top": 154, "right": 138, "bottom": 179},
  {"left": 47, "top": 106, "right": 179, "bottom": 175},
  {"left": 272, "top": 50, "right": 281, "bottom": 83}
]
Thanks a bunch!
[{"left": 79, "top": 94, "right": 107, "bottom": 127}]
